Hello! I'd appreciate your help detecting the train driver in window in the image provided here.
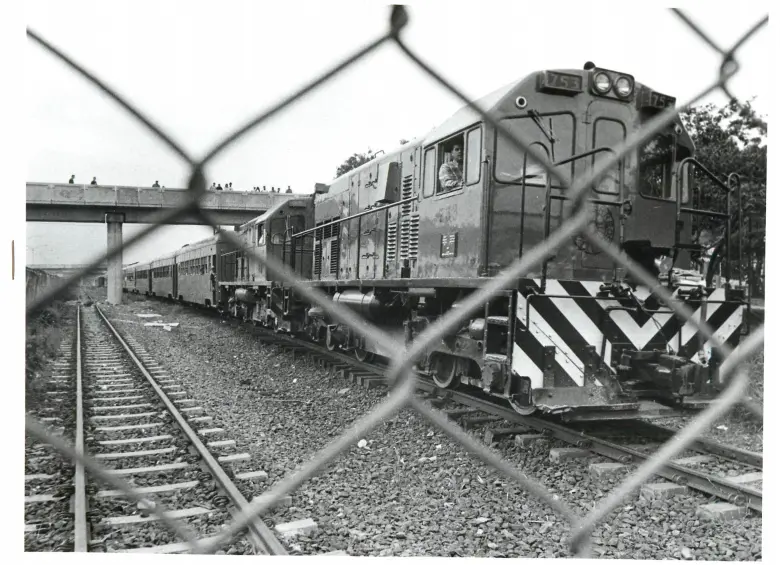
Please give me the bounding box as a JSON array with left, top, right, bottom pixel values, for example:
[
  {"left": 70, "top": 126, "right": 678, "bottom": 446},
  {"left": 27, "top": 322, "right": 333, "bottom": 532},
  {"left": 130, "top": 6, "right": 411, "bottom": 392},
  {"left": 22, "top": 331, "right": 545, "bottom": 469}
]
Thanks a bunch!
[{"left": 438, "top": 138, "right": 464, "bottom": 192}]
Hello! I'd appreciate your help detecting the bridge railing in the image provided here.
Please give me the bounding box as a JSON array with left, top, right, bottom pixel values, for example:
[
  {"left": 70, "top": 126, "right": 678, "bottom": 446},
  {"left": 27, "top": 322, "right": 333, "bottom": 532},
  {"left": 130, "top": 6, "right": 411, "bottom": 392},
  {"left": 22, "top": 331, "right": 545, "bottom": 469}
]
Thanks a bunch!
[
  {"left": 26, "top": 183, "right": 296, "bottom": 210},
  {"left": 25, "top": 7, "right": 766, "bottom": 557}
]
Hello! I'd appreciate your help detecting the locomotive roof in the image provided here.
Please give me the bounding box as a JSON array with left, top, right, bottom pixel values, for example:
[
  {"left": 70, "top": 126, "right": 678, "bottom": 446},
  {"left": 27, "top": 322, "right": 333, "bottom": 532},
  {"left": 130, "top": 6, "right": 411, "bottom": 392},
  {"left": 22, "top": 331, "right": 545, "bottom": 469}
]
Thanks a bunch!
[
  {"left": 421, "top": 69, "right": 694, "bottom": 150},
  {"left": 422, "top": 79, "right": 520, "bottom": 145},
  {"left": 241, "top": 197, "right": 312, "bottom": 229}
]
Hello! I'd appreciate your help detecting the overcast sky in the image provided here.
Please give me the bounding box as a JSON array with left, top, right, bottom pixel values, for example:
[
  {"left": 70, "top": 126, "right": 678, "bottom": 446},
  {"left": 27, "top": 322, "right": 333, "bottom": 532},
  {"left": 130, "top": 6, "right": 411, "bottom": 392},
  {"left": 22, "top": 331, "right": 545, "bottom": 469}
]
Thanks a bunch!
[{"left": 22, "top": 0, "right": 771, "bottom": 266}]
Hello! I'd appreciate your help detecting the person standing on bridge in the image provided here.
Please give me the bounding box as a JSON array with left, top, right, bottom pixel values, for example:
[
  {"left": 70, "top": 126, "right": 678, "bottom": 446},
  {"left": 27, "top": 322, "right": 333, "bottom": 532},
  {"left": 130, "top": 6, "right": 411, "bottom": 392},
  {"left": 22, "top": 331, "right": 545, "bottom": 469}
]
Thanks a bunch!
[
  {"left": 69, "top": 174, "right": 75, "bottom": 184},
  {"left": 91, "top": 176, "right": 98, "bottom": 185},
  {"left": 152, "top": 180, "right": 160, "bottom": 188},
  {"left": 211, "top": 182, "right": 216, "bottom": 190},
  {"left": 286, "top": 186, "right": 292, "bottom": 193},
  {"left": 216, "top": 183, "right": 223, "bottom": 191}
]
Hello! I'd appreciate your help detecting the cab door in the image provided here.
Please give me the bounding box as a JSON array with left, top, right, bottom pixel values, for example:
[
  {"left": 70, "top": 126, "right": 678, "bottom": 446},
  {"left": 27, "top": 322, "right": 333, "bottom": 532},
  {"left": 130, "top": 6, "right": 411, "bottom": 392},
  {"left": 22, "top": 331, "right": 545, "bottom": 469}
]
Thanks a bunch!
[{"left": 358, "top": 212, "right": 378, "bottom": 279}]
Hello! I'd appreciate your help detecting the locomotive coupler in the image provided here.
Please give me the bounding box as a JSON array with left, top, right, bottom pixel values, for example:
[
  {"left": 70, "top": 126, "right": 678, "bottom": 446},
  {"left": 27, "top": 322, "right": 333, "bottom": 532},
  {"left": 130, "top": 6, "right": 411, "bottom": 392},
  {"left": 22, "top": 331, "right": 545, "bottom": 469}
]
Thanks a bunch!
[{"left": 616, "top": 350, "right": 710, "bottom": 398}]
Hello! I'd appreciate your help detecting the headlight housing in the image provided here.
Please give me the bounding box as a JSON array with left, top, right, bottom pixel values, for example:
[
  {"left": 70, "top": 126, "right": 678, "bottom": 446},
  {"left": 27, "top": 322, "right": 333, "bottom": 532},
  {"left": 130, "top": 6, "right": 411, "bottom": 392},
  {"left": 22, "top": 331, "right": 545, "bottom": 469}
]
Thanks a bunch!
[
  {"left": 615, "top": 76, "right": 633, "bottom": 97},
  {"left": 593, "top": 72, "right": 611, "bottom": 93}
]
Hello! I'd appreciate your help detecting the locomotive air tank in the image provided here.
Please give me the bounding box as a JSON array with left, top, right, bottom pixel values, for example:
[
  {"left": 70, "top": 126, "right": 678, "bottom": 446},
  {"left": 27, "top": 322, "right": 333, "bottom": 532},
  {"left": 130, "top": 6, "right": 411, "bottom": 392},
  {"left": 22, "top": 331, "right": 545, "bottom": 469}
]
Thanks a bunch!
[{"left": 332, "top": 290, "right": 388, "bottom": 321}]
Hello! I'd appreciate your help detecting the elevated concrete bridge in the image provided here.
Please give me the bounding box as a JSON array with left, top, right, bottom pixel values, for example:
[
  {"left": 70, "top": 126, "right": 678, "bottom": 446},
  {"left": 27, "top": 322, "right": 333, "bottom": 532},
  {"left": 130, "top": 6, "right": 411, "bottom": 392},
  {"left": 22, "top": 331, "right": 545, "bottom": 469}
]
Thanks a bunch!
[
  {"left": 26, "top": 183, "right": 298, "bottom": 225},
  {"left": 27, "top": 182, "right": 303, "bottom": 304},
  {"left": 27, "top": 263, "right": 107, "bottom": 277}
]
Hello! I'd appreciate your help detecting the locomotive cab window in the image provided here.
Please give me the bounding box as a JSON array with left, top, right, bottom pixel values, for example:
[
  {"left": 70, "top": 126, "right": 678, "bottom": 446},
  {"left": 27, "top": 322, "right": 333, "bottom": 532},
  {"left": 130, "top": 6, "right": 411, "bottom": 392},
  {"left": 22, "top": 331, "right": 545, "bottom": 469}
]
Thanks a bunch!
[
  {"left": 638, "top": 133, "right": 691, "bottom": 202},
  {"left": 270, "top": 218, "right": 286, "bottom": 245},
  {"left": 423, "top": 127, "right": 482, "bottom": 198},
  {"left": 437, "top": 134, "right": 465, "bottom": 194},
  {"left": 257, "top": 223, "right": 265, "bottom": 245}
]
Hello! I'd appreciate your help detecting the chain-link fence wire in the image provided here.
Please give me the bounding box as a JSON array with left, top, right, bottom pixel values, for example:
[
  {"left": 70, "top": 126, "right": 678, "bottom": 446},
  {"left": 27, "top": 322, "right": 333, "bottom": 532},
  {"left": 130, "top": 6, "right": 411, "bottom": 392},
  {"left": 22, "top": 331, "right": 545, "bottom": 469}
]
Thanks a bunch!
[{"left": 25, "top": 6, "right": 767, "bottom": 557}]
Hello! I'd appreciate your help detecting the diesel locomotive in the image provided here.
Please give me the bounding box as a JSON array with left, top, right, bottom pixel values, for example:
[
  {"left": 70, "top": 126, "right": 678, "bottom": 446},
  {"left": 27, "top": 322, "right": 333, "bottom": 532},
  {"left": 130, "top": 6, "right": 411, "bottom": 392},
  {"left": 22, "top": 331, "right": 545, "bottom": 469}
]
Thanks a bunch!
[{"left": 123, "top": 62, "right": 747, "bottom": 421}]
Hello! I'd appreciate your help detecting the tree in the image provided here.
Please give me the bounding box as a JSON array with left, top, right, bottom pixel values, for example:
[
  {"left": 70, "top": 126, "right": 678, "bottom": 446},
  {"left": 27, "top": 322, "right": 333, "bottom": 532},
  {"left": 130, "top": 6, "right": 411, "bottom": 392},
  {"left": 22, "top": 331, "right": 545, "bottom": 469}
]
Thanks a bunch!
[
  {"left": 679, "top": 99, "right": 767, "bottom": 295},
  {"left": 334, "top": 148, "right": 378, "bottom": 179}
]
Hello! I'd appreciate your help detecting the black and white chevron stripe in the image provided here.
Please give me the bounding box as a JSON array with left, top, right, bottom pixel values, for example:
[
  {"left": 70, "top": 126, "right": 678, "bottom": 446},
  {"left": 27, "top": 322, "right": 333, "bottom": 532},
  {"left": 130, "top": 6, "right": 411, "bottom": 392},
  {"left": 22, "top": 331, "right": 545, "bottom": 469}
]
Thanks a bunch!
[{"left": 511, "top": 279, "right": 744, "bottom": 388}]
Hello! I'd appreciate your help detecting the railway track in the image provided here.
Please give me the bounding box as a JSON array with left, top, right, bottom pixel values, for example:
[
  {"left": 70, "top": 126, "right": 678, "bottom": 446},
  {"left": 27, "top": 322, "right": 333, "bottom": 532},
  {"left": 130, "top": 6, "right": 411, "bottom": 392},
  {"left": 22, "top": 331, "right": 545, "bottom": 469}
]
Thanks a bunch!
[
  {"left": 218, "top": 315, "right": 762, "bottom": 515},
  {"left": 25, "top": 301, "right": 294, "bottom": 554},
  {"left": 24, "top": 307, "right": 78, "bottom": 551}
]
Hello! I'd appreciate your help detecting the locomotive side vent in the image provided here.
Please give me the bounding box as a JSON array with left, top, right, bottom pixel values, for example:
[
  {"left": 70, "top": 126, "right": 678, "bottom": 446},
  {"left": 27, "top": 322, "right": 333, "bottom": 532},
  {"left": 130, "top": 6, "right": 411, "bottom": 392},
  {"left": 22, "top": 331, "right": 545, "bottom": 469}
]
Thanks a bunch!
[
  {"left": 386, "top": 221, "right": 397, "bottom": 263},
  {"left": 314, "top": 242, "right": 322, "bottom": 277},
  {"left": 399, "top": 216, "right": 411, "bottom": 259},
  {"left": 329, "top": 238, "right": 339, "bottom": 275},
  {"left": 401, "top": 175, "right": 414, "bottom": 215},
  {"left": 409, "top": 213, "right": 420, "bottom": 259}
]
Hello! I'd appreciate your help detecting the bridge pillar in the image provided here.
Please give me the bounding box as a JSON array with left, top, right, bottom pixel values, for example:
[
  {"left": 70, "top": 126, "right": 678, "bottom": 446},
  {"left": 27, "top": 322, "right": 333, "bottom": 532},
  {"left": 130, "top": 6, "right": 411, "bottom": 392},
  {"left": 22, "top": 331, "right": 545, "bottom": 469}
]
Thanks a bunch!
[{"left": 105, "top": 213, "right": 124, "bottom": 305}]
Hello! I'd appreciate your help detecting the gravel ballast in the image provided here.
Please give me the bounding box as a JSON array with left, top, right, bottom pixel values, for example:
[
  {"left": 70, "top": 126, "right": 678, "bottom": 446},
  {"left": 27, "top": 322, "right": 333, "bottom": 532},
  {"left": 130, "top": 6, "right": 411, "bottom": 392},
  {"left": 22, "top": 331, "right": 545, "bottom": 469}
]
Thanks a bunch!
[{"left": 101, "top": 298, "right": 762, "bottom": 559}]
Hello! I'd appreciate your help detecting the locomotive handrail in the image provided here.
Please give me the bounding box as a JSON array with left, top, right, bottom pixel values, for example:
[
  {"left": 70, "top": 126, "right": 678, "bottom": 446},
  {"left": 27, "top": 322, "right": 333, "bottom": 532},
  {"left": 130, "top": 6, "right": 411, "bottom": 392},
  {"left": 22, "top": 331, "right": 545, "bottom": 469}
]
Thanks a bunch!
[
  {"left": 540, "top": 146, "right": 623, "bottom": 290},
  {"left": 729, "top": 172, "right": 743, "bottom": 290},
  {"left": 675, "top": 158, "right": 742, "bottom": 287},
  {"left": 520, "top": 292, "right": 677, "bottom": 333},
  {"left": 290, "top": 196, "right": 417, "bottom": 240}
]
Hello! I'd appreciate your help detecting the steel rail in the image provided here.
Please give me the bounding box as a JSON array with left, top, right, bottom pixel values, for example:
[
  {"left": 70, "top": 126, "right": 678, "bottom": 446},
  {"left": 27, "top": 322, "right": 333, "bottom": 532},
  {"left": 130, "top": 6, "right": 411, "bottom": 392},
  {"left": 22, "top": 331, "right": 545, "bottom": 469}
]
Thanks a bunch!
[
  {"left": 73, "top": 303, "right": 88, "bottom": 551},
  {"left": 234, "top": 319, "right": 761, "bottom": 512},
  {"left": 433, "top": 388, "right": 762, "bottom": 513},
  {"left": 625, "top": 420, "right": 762, "bottom": 469},
  {"left": 92, "top": 305, "right": 288, "bottom": 555}
]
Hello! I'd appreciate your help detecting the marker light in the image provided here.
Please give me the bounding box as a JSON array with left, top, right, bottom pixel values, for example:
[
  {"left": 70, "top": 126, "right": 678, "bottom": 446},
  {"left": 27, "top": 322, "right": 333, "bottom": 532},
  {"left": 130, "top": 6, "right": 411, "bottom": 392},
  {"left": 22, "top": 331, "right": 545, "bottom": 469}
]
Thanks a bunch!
[
  {"left": 593, "top": 72, "right": 611, "bottom": 93},
  {"left": 615, "top": 76, "right": 633, "bottom": 97}
]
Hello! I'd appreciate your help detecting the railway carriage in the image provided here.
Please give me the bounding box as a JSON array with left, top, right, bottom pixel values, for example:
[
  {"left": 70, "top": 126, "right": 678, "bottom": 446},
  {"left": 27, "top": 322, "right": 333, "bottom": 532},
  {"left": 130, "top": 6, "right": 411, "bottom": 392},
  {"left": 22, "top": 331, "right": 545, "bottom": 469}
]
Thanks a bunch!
[
  {"left": 174, "top": 234, "right": 232, "bottom": 306},
  {"left": 136, "top": 263, "right": 152, "bottom": 295},
  {"left": 122, "top": 266, "right": 135, "bottom": 293},
  {"left": 150, "top": 253, "right": 177, "bottom": 299},
  {"left": 122, "top": 262, "right": 151, "bottom": 294},
  {"left": 140, "top": 62, "right": 749, "bottom": 421}
]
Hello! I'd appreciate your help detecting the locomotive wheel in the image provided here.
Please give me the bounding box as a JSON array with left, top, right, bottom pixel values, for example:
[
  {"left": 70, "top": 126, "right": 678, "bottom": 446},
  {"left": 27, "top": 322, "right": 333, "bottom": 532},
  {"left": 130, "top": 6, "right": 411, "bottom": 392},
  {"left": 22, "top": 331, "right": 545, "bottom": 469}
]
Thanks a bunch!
[
  {"left": 508, "top": 396, "right": 537, "bottom": 416},
  {"left": 355, "top": 348, "right": 375, "bottom": 363},
  {"left": 431, "top": 354, "right": 459, "bottom": 389}
]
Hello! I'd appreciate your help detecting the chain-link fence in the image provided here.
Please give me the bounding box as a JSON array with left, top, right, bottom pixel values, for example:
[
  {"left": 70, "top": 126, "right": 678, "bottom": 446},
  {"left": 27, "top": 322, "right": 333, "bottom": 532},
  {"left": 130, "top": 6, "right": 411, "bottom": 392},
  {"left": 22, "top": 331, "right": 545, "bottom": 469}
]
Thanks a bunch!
[{"left": 25, "top": 6, "right": 767, "bottom": 557}]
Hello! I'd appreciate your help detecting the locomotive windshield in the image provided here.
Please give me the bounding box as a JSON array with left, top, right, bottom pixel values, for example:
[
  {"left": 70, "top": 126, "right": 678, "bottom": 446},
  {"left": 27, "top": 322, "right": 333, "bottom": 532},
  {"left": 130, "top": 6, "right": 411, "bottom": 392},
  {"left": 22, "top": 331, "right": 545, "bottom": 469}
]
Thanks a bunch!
[{"left": 494, "top": 114, "right": 575, "bottom": 187}]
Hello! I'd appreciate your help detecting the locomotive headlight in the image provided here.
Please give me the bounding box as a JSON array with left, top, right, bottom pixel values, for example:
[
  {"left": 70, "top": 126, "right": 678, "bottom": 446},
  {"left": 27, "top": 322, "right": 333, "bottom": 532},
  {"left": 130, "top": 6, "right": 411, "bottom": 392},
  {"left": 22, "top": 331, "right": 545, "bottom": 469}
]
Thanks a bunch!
[
  {"left": 615, "top": 76, "right": 633, "bottom": 97},
  {"left": 593, "top": 72, "right": 611, "bottom": 93}
]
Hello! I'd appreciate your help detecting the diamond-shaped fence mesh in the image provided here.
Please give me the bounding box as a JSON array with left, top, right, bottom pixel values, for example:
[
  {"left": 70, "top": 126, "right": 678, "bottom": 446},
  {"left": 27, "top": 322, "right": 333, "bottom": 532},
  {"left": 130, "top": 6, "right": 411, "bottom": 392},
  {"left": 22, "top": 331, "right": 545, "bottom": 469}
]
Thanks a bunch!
[{"left": 25, "top": 6, "right": 767, "bottom": 556}]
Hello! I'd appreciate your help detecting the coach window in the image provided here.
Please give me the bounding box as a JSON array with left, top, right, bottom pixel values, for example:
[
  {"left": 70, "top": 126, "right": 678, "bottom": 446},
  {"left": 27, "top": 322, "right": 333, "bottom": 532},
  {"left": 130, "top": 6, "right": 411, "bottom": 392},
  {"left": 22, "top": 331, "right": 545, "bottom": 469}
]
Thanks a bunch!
[{"left": 257, "top": 223, "right": 265, "bottom": 245}]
